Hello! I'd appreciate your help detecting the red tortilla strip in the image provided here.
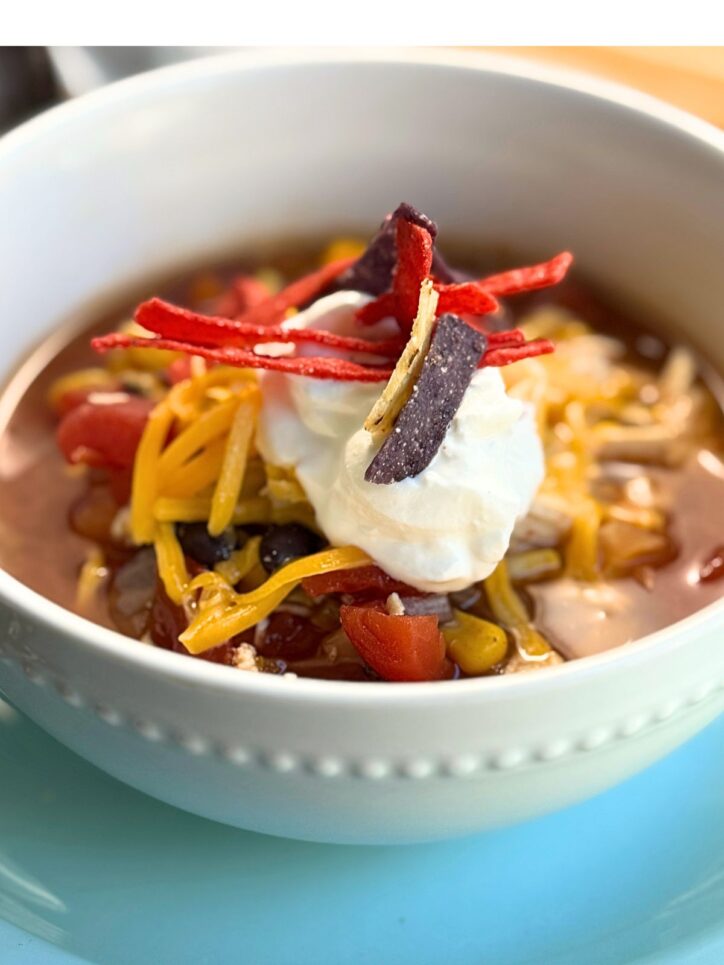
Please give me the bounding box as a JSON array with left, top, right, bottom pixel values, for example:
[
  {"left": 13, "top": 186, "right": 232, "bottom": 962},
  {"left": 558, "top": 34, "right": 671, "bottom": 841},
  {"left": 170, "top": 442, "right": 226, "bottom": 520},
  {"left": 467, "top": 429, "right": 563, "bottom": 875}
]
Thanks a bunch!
[
  {"left": 135, "top": 298, "right": 403, "bottom": 358},
  {"left": 92, "top": 333, "right": 394, "bottom": 382}
]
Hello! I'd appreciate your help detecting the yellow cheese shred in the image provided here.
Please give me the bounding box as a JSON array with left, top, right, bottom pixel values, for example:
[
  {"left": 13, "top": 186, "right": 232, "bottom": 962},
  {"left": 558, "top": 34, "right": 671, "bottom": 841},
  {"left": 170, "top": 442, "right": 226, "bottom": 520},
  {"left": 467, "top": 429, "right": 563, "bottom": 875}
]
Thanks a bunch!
[
  {"left": 153, "top": 495, "right": 269, "bottom": 524},
  {"left": 484, "top": 560, "right": 551, "bottom": 658},
  {"left": 75, "top": 547, "right": 108, "bottom": 609},
  {"left": 130, "top": 399, "right": 174, "bottom": 544},
  {"left": 565, "top": 498, "right": 602, "bottom": 581},
  {"left": 208, "top": 396, "right": 259, "bottom": 536},
  {"left": 181, "top": 546, "right": 371, "bottom": 653},
  {"left": 152, "top": 494, "right": 317, "bottom": 530},
  {"left": 168, "top": 366, "right": 256, "bottom": 422},
  {"left": 157, "top": 397, "right": 239, "bottom": 483},
  {"left": 153, "top": 521, "right": 190, "bottom": 605},
  {"left": 214, "top": 536, "right": 262, "bottom": 585},
  {"left": 162, "top": 438, "right": 227, "bottom": 499}
]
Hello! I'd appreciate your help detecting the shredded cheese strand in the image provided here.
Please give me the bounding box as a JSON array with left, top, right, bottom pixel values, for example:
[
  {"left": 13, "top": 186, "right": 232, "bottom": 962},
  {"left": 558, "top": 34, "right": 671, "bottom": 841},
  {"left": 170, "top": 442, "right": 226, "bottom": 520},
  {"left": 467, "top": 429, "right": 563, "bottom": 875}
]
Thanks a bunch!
[
  {"left": 154, "top": 495, "right": 270, "bottom": 523},
  {"left": 182, "top": 588, "right": 290, "bottom": 653},
  {"left": 180, "top": 546, "right": 370, "bottom": 653},
  {"left": 162, "top": 437, "right": 227, "bottom": 499},
  {"left": 208, "top": 397, "right": 259, "bottom": 535},
  {"left": 130, "top": 399, "right": 174, "bottom": 544},
  {"left": 168, "top": 366, "right": 257, "bottom": 422},
  {"left": 565, "top": 499, "right": 603, "bottom": 581},
  {"left": 76, "top": 547, "right": 108, "bottom": 609},
  {"left": 157, "top": 397, "right": 239, "bottom": 482},
  {"left": 153, "top": 494, "right": 316, "bottom": 530},
  {"left": 225, "top": 546, "right": 371, "bottom": 609},
  {"left": 153, "top": 521, "right": 190, "bottom": 604},
  {"left": 214, "top": 537, "right": 262, "bottom": 585}
]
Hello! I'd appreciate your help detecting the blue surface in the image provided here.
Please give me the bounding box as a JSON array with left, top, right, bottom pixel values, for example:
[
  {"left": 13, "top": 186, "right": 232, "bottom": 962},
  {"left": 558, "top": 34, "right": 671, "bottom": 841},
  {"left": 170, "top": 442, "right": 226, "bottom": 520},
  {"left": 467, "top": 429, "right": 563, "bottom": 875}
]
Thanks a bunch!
[{"left": 0, "top": 697, "right": 722, "bottom": 965}]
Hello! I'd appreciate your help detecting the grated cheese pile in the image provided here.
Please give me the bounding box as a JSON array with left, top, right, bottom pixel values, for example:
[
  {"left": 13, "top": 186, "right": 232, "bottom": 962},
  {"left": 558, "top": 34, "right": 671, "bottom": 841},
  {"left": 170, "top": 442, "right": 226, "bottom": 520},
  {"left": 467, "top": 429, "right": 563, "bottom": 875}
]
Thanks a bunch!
[{"left": 121, "top": 359, "right": 370, "bottom": 654}]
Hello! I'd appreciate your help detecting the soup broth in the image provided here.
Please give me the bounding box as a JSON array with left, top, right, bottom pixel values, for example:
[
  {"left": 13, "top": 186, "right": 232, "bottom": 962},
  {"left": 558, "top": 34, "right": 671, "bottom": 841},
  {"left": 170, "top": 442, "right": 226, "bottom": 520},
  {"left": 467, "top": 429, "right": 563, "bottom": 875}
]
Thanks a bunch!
[{"left": 1, "top": 239, "right": 723, "bottom": 680}]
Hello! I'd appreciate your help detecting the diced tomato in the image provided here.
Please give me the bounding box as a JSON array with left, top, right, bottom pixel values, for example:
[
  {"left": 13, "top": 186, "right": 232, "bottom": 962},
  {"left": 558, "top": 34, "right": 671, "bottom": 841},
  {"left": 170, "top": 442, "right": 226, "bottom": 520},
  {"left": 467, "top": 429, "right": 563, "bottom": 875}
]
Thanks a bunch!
[
  {"left": 256, "top": 611, "right": 325, "bottom": 662},
  {"left": 302, "top": 565, "right": 418, "bottom": 599},
  {"left": 57, "top": 397, "right": 154, "bottom": 470},
  {"left": 339, "top": 605, "right": 448, "bottom": 682}
]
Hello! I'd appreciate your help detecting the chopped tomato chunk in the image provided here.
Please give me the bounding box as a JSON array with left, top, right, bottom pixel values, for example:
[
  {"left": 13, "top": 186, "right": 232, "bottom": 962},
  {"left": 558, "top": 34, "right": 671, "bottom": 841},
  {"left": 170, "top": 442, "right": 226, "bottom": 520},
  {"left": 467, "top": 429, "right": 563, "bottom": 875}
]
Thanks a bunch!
[
  {"left": 340, "top": 605, "right": 448, "bottom": 682},
  {"left": 57, "top": 397, "right": 154, "bottom": 470},
  {"left": 302, "top": 564, "right": 417, "bottom": 599}
]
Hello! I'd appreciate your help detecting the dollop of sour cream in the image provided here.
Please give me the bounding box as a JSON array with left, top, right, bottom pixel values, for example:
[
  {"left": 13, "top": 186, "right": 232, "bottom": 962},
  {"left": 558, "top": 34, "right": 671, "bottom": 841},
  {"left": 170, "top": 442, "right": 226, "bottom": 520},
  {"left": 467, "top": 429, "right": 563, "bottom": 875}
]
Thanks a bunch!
[{"left": 256, "top": 291, "right": 544, "bottom": 592}]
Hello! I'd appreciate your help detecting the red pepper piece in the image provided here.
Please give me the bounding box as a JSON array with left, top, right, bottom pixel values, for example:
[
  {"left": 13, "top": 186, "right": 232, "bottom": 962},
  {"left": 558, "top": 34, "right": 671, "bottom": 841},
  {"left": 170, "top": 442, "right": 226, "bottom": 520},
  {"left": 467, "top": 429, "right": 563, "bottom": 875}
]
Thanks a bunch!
[
  {"left": 57, "top": 397, "right": 154, "bottom": 469},
  {"left": 229, "top": 257, "right": 355, "bottom": 327},
  {"left": 340, "top": 604, "right": 448, "bottom": 682},
  {"left": 93, "top": 333, "right": 393, "bottom": 383},
  {"left": 302, "top": 564, "right": 419, "bottom": 599},
  {"left": 135, "top": 297, "right": 402, "bottom": 358}
]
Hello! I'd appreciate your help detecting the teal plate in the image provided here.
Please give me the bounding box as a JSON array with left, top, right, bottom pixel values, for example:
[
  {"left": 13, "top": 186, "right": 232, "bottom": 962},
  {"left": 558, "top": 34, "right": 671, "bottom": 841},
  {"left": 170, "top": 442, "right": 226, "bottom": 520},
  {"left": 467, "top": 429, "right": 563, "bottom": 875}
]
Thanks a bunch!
[{"left": 0, "top": 697, "right": 722, "bottom": 965}]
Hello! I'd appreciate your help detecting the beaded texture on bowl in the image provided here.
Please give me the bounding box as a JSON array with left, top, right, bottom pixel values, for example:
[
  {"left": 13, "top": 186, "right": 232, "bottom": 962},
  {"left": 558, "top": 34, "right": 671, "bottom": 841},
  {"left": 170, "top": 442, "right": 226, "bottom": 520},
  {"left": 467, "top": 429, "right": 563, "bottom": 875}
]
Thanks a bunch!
[{"left": 1, "top": 634, "right": 721, "bottom": 780}]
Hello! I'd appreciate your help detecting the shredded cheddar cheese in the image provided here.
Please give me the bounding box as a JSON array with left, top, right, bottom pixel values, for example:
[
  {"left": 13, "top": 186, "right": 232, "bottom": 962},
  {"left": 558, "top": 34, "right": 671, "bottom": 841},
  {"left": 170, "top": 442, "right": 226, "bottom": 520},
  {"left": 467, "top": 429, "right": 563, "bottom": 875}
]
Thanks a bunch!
[
  {"left": 162, "top": 438, "right": 227, "bottom": 499},
  {"left": 157, "top": 397, "right": 240, "bottom": 482},
  {"left": 209, "top": 397, "right": 259, "bottom": 535},
  {"left": 130, "top": 399, "right": 175, "bottom": 544},
  {"left": 565, "top": 499, "right": 603, "bottom": 581},
  {"left": 214, "top": 537, "right": 262, "bottom": 585},
  {"left": 153, "top": 521, "right": 190, "bottom": 604},
  {"left": 181, "top": 546, "right": 371, "bottom": 653},
  {"left": 76, "top": 546, "right": 108, "bottom": 609}
]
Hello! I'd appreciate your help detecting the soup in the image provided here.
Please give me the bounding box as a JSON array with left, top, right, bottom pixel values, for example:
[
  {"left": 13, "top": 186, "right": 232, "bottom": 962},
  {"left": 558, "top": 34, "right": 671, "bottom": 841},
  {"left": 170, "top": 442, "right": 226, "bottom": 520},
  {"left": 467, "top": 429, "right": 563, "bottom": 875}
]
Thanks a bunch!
[{"left": 1, "top": 205, "right": 722, "bottom": 681}]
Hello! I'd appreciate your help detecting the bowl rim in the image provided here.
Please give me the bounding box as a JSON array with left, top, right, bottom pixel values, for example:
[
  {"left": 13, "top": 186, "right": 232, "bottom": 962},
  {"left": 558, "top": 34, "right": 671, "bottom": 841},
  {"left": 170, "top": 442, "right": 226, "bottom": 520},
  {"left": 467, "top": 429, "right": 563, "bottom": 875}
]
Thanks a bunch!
[{"left": 1, "top": 46, "right": 723, "bottom": 705}]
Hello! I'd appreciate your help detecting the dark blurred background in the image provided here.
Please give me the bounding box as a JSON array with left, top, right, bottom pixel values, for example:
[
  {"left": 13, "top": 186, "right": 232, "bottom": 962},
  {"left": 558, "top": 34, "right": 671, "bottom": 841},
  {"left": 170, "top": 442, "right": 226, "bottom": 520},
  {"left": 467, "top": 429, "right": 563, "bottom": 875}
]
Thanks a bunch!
[{"left": 0, "top": 47, "right": 60, "bottom": 132}]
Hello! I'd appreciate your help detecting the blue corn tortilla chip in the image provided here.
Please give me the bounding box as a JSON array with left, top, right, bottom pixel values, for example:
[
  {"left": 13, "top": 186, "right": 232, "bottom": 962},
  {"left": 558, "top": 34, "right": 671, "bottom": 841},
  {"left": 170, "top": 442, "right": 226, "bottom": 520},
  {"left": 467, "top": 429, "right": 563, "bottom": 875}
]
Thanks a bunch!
[
  {"left": 333, "top": 202, "right": 465, "bottom": 296},
  {"left": 365, "top": 314, "right": 487, "bottom": 484}
]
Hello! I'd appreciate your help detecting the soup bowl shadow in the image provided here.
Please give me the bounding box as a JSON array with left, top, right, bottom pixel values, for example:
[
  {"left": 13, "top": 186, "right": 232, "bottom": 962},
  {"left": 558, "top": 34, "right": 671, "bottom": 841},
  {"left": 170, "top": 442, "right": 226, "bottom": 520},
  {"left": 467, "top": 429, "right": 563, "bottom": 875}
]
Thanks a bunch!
[{"left": 0, "top": 50, "right": 722, "bottom": 844}]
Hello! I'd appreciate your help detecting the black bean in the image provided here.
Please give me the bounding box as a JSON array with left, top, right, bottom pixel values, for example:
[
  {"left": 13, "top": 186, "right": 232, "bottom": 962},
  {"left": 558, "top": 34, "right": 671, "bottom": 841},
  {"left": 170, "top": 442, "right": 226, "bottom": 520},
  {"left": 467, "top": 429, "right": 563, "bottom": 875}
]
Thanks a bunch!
[
  {"left": 259, "top": 524, "right": 324, "bottom": 573},
  {"left": 175, "top": 523, "right": 236, "bottom": 567}
]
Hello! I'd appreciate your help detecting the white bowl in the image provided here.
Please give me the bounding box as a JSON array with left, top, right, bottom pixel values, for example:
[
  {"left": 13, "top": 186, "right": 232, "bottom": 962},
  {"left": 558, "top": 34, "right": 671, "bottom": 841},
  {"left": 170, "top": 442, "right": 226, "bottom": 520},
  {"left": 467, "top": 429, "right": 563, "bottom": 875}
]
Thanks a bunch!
[{"left": 0, "top": 50, "right": 722, "bottom": 844}]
